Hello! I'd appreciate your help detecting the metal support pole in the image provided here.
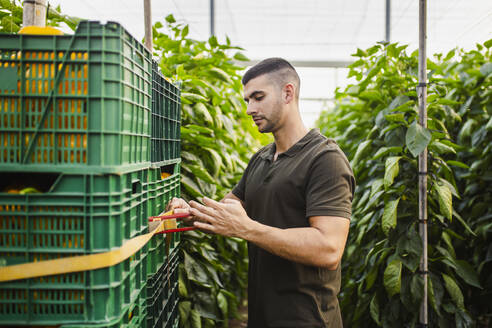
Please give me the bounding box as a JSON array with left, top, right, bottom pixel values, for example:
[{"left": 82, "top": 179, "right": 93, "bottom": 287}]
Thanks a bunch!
[
  {"left": 144, "top": 0, "right": 153, "bottom": 51},
  {"left": 385, "top": 0, "right": 391, "bottom": 42},
  {"left": 418, "top": 0, "right": 428, "bottom": 326},
  {"left": 22, "top": 0, "right": 47, "bottom": 27},
  {"left": 210, "top": 0, "right": 215, "bottom": 36}
]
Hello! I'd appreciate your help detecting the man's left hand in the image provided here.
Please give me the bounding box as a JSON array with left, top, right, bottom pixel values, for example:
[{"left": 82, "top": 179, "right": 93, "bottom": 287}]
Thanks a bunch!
[{"left": 189, "top": 197, "right": 254, "bottom": 238}]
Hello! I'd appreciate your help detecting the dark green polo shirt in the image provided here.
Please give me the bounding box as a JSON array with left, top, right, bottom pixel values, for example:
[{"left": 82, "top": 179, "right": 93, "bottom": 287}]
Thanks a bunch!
[{"left": 232, "top": 129, "right": 355, "bottom": 328}]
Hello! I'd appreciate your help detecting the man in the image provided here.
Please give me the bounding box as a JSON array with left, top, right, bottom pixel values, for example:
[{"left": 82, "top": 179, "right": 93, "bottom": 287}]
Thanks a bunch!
[{"left": 168, "top": 58, "right": 355, "bottom": 327}]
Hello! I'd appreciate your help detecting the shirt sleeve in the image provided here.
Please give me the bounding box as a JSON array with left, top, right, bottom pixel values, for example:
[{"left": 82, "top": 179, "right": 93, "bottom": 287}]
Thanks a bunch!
[
  {"left": 232, "top": 170, "right": 247, "bottom": 201},
  {"left": 305, "top": 150, "right": 355, "bottom": 220}
]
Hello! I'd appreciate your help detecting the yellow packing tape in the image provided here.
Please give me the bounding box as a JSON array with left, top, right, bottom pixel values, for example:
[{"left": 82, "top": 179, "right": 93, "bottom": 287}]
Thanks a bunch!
[{"left": 0, "top": 211, "right": 175, "bottom": 283}]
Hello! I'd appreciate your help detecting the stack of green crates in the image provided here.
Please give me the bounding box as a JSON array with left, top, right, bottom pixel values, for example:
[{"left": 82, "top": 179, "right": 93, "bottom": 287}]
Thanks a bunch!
[
  {"left": 0, "top": 20, "right": 182, "bottom": 328},
  {"left": 145, "top": 61, "right": 182, "bottom": 328}
]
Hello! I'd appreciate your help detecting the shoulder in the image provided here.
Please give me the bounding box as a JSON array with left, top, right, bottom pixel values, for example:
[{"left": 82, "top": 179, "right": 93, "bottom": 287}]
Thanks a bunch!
[{"left": 309, "top": 131, "right": 351, "bottom": 169}]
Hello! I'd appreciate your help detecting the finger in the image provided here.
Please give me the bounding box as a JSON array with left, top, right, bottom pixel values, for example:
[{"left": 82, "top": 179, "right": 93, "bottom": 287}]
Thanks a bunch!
[
  {"left": 166, "top": 197, "right": 180, "bottom": 211},
  {"left": 193, "top": 221, "right": 215, "bottom": 234},
  {"left": 223, "top": 198, "right": 240, "bottom": 205},
  {"left": 173, "top": 208, "right": 191, "bottom": 215},
  {"left": 202, "top": 196, "right": 224, "bottom": 210},
  {"left": 190, "top": 207, "right": 216, "bottom": 224},
  {"left": 189, "top": 200, "right": 217, "bottom": 218},
  {"left": 165, "top": 198, "right": 173, "bottom": 211}
]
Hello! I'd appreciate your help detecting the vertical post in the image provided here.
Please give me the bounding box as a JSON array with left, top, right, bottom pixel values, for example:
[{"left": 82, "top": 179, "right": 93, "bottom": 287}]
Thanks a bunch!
[
  {"left": 144, "top": 0, "right": 153, "bottom": 51},
  {"left": 385, "top": 0, "right": 391, "bottom": 42},
  {"left": 418, "top": 0, "right": 428, "bottom": 326},
  {"left": 210, "top": 0, "right": 215, "bottom": 36},
  {"left": 22, "top": 0, "right": 47, "bottom": 27}
]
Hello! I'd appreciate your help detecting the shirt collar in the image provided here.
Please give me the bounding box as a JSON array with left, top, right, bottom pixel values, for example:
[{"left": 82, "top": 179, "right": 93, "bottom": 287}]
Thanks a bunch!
[{"left": 259, "top": 129, "right": 319, "bottom": 161}]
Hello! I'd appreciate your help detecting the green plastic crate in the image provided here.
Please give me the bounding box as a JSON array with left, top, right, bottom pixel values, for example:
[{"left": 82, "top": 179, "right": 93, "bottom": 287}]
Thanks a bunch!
[
  {"left": 60, "top": 283, "right": 148, "bottom": 328},
  {"left": 147, "top": 163, "right": 180, "bottom": 220},
  {"left": 146, "top": 164, "right": 180, "bottom": 278},
  {"left": 146, "top": 250, "right": 180, "bottom": 328},
  {"left": 0, "top": 168, "right": 150, "bottom": 325},
  {"left": 0, "top": 20, "right": 152, "bottom": 174},
  {"left": 0, "top": 248, "right": 147, "bottom": 326},
  {"left": 151, "top": 61, "right": 181, "bottom": 166}
]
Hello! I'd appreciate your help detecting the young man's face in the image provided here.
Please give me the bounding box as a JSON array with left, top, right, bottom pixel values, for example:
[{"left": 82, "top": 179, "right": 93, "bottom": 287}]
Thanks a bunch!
[{"left": 243, "top": 74, "right": 284, "bottom": 133}]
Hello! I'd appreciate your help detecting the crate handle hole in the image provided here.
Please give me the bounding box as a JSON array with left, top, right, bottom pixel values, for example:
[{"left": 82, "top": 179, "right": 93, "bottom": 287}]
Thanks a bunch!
[
  {"left": 160, "top": 164, "right": 176, "bottom": 180},
  {"left": 132, "top": 180, "right": 141, "bottom": 194},
  {"left": 0, "top": 172, "right": 59, "bottom": 193}
]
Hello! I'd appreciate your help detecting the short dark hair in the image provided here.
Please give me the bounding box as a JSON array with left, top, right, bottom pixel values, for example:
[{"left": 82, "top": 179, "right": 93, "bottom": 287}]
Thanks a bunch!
[{"left": 242, "top": 57, "right": 300, "bottom": 98}]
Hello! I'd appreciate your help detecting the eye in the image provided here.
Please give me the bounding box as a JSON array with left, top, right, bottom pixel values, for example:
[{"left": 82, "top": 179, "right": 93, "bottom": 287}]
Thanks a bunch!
[{"left": 255, "top": 96, "right": 264, "bottom": 101}]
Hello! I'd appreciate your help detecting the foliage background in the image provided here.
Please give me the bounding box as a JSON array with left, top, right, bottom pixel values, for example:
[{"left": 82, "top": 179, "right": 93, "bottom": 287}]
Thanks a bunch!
[{"left": 316, "top": 40, "right": 491, "bottom": 327}]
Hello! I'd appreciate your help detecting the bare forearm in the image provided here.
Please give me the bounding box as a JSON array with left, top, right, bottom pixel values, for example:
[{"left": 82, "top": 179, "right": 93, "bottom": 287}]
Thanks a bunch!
[
  {"left": 189, "top": 197, "right": 348, "bottom": 269},
  {"left": 243, "top": 220, "right": 340, "bottom": 269}
]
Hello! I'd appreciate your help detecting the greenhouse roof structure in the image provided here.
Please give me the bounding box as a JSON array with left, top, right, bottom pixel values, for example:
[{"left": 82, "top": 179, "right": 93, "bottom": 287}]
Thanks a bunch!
[{"left": 52, "top": 0, "right": 492, "bottom": 126}]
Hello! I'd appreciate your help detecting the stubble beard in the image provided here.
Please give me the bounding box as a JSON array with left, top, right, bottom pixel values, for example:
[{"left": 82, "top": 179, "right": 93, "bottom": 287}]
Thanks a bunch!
[{"left": 258, "top": 100, "right": 283, "bottom": 133}]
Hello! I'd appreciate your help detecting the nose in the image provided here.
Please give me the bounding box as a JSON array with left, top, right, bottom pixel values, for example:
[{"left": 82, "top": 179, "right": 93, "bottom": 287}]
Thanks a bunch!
[{"left": 246, "top": 102, "right": 257, "bottom": 116}]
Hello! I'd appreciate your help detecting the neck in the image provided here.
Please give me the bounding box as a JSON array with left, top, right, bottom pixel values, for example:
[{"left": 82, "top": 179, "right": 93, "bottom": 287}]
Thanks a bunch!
[{"left": 272, "top": 114, "right": 309, "bottom": 154}]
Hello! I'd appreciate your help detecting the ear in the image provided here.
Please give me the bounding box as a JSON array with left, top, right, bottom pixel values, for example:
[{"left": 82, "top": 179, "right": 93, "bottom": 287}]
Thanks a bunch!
[{"left": 283, "top": 83, "right": 295, "bottom": 104}]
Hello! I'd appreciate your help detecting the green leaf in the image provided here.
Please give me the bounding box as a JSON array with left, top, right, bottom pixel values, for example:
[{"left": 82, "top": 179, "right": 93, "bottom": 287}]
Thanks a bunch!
[
  {"left": 217, "top": 291, "right": 228, "bottom": 318},
  {"left": 430, "top": 140, "right": 456, "bottom": 154},
  {"left": 176, "top": 64, "right": 185, "bottom": 77},
  {"left": 433, "top": 180, "right": 452, "bottom": 220},
  {"left": 233, "top": 52, "right": 249, "bottom": 61},
  {"left": 437, "top": 98, "right": 460, "bottom": 106},
  {"left": 454, "top": 260, "right": 482, "bottom": 289},
  {"left": 187, "top": 164, "right": 215, "bottom": 184},
  {"left": 385, "top": 113, "right": 405, "bottom": 123},
  {"left": 484, "top": 38, "right": 492, "bottom": 48},
  {"left": 182, "top": 25, "right": 189, "bottom": 38},
  {"left": 384, "top": 156, "right": 401, "bottom": 189},
  {"left": 165, "top": 14, "right": 176, "bottom": 23},
  {"left": 384, "top": 259, "right": 402, "bottom": 297},
  {"left": 190, "top": 308, "right": 202, "bottom": 328},
  {"left": 208, "top": 67, "right": 232, "bottom": 84},
  {"left": 182, "top": 92, "right": 208, "bottom": 104},
  {"left": 208, "top": 35, "right": 218, "bottom": 47},
  {"left": 458, "top": 119, "right": 476, "bottom": 141},
  {"left": 442, "top": 273, "right": 464, "bottom": 310},
  {"left": 405, "top": 121, "right": 431, "bottom": 157},
  {"left": 370, "top": 179, "right": 384, "bottom": 198},
  {"left": 372, "top": 147, "right": 402, "bottom": 160},
  {"left": 179, "top": 301, "right": 192, "bottom": 325},
  {"left": 351, "top": 139, "right": 372, "bottom": 166},
  {"left": 181, "top": 175, "right": 203, "bottom": 198},
  {"left": 370, "top": 295, "right": 381, "bottom": 326},
  {"left": 446, "top": 160, "right": 469, "bottom": 169},
  {"left": 382, "top": 198, "right": 399, "bottom": 235},
  {"left": 486, "top": 116, "right": 492, "bottom": 130},
  {"left": 410, "top": 274, "right": 424, "bottom": 303},
  {"left": 453, "top": 212, "right": 476, "bottom": 236},
  {"left": 480, "top": 62, "right": 492, "bottom": 76},
  {"left": 428, "top": 275, "right": 442, "bottom": 316},
  {"left": 194, "top": 102, "right": 214, "bottom": 125},
  {"left": 203, "top": 147, "right": 223, "bottom": 176},
  {"left": 184, "top": 252, "right": 211, "bottom": 287},
  {"left": 359, "top": 90, "right": 382, "bottom": 101},
  {"left": 179, "top": 270, "right": 189, "bottom": 297}
]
